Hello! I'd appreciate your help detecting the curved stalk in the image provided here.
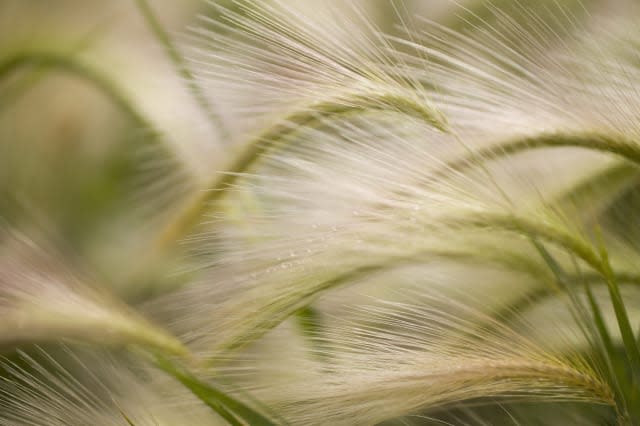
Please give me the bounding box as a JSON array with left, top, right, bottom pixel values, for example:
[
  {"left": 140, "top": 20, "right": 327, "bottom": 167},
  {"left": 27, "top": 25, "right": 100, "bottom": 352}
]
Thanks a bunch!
[
  {"left": 553, "top": 162, "right": 640, "bottom": 221},
  {"left": 154, "top": 355, "right": 278, "bottom": 426},
  {"left": 407, "top": 359, "right": 614, "bottom": 406},
  {"left": 133, "top": 0, "right": 230, "bottom": 141},
  {"left": 0, "top": 282, "right": 188, "bottom": 357},
  {"left": 433, "top": 131, "right": 640, "bottom": 182},
  {"left": 0, "top": 23, "right": 108, "bottom": 114},
  {"left": 461, "top": 213, "right": 603, "bottom": 272},
  {"left": 269, "top": 357, "right": 614, "bottom": 425},
  {"left": 0, "top": 51, "right": 157, "bottom": 136},
  {"left": 0, "top": 233, "right": 187, "bottom": 357}
]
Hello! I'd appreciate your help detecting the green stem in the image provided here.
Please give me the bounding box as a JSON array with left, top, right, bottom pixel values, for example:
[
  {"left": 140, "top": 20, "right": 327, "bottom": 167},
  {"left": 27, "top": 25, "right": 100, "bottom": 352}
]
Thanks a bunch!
[
  {"left": 0, "top": 23, "right": 109, "bottom": 114},
  {"left": 461, "top": 213, "right": 603, "bottom": 271},
  {"left": 155, "top": 356, "right": 278, "bottom": 425},
  {"left": 433, "top": 131, "right": 640, "bottom": 182},
  {"left": 595, "top": 234, "right": 640, "bottom": 383},
  {"left": 527, "top": 239, "right": 621, "bottom": 399},
  {"left": 584, "top": 281, "right": 617, "bottom": 360},
  {"left": 133, "top": 0, "right": 230, "bottom": 141}
]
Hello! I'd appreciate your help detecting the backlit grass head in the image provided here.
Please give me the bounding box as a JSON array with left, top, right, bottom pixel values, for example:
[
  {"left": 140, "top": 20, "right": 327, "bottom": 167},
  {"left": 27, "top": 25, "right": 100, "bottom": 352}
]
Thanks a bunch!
[{"left": 1, "top": 0, "right": 640, "bottom": 424}]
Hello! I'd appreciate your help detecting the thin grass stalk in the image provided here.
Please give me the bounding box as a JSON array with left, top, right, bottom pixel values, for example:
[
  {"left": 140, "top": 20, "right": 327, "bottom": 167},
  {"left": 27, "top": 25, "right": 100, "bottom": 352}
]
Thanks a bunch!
[
  {"left": 133, "top": 0, "right": 230, "bottom": 141},
  {"left": 594, "top": 233, "right": 640, "bottom": 384},
  {"left": 117, "top": 408, "right": 139, "bottom": 426},
  {"left": 0, "top": 23, "right": 109, "bottom": 114},
  {"left": 432, "top": 131, "right": 640, "bottom": 183},
  {"left": 154, "top": 356, "right": 278, "bottom": 426},
  {"left": 584, "top": 281, "right": 617, "bottom": 366}
]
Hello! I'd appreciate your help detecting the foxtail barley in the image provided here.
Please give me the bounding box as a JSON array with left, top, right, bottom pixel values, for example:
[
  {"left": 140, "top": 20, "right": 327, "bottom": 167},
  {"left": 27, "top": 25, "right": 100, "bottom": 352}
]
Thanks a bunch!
[{"left": 1, "top": 0, "right": 640, "bottom": 424}]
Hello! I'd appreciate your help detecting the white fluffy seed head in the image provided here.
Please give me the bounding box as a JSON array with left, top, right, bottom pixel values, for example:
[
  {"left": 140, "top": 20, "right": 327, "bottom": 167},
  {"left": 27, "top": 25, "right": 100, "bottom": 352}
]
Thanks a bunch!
[
  {"left": 0, "top": 230, "right": 185, "bottom": 355},
  {"left": 0, "top": 347, "right": 221, "bottom": 426}
]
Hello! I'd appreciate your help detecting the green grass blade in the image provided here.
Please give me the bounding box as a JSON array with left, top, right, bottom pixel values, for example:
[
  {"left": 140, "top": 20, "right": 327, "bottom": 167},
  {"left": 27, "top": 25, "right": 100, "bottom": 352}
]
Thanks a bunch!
[
  {"left": 117, "top": 406, "right": 138, "bottom": 426},
  {"left": 527, "top": 237, "right": 601, "bottom": 347},
  {"left": 155, "top": 356, "right": 278, "bottom": 426},
  {"left": 527, "top": 237, "right": 630, "bottom": 418},
  {"left": 528, "top": 237, "right": 567, "bottom": 283},
  {"left": 595, "top": 231, "right": 640, "bottom": 381},
  {"left": 584, "top": 280, "right": 616, "bottom": 360}
]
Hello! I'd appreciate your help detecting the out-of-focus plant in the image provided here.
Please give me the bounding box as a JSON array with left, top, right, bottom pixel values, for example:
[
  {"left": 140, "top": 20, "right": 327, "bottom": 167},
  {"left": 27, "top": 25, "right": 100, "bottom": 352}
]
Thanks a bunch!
[{"left": 1, "top": 0, "right": 640, "bottom": 424}]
